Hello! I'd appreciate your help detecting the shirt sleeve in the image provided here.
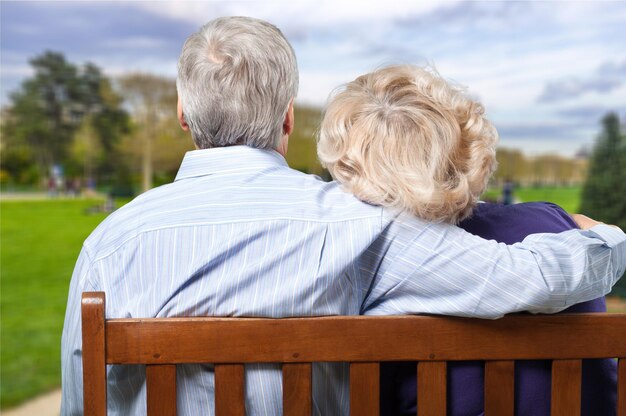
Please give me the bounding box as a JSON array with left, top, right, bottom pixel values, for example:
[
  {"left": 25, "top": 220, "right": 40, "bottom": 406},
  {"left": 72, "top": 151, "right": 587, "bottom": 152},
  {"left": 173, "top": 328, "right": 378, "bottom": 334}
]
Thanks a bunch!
[
  {"left": 363, "top": 213, "right": 626, "bottom": 319},
  {"left": 61, "top": 245, "right": 98, "bottom": 416}
]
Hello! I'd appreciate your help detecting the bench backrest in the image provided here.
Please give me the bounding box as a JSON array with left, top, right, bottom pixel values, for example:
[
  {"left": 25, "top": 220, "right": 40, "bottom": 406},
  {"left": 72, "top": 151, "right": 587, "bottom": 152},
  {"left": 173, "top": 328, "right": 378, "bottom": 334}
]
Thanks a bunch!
[{"left": 81, "top": 291, "right": 626, "bottom": 416}]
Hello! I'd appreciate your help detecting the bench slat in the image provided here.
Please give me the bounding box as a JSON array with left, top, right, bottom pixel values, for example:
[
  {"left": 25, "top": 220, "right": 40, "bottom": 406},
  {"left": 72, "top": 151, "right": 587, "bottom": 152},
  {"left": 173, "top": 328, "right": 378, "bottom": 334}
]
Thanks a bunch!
[
  {"left": 551, "top": 359, "right": 581, "bottom": 416},
  {"left": 282, "top": 363, "right": 311, "bottom": 416},
  {"left": 350, "top": 362, "right": 379, "bottom": 416},
  {"left": 105, "top": 314, "right": 626, "bottom": 363},
  {"left": 484, "top": 360, "right": 514, "bottom": 416},
  {"left": 82, "top": 292, "right": 107, "bottom": 416},
  {"left": 215, "top": 364, "right": 245, "bottom": 416},
  {"left": 619, "top": 358, "right": 626, "bottom": 416},
  {"left": 146, "top": 365, "right": 177, "bottom": 416},
  {"left": 418, "top": 361, "right": 446, "bottom": 416}
]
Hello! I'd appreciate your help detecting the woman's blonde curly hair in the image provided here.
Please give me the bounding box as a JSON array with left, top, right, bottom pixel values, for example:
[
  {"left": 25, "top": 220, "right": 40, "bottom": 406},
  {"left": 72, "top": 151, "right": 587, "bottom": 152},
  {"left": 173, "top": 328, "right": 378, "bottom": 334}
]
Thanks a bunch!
[{"left": 318, "top": 65, "right": 498, "bottom": 224}]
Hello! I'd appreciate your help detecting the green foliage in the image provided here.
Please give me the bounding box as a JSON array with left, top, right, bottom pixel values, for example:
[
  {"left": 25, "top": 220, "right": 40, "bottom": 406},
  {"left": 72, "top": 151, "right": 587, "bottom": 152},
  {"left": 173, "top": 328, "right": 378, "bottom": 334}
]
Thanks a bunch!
[
  {"left": 2, "top": 52, "right": 130, "bottom": 186},
  {"left": 285, "top": 105, "right": 326, "bottom": 175},
  {"left": 117, "top": 73, "right": 181, "bottom": 191},
  {"left": 5, "top": 52, "right": 82, "bottom": 173},
  {"left": 579, "top": 113, "right": 626, "bottom": 296},
  {"left": 0, "top": 144, "right": 39, "bottom": 185},
  {"left": 0, "top": 199, "right": 110, "bottom": 408},
  {"left": 580, "top": 113, "right": 626, "bottom": 230},
  {"left": 493, "top": 148, "right": 588, "bottom": 187}
]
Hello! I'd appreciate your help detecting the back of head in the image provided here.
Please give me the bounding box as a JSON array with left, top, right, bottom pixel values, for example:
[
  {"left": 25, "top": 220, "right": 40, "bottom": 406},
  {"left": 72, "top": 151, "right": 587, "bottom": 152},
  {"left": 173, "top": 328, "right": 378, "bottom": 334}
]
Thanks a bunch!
[
  {"left": 177, "top": 16, "right": 299, "bottom": 149},
  {"left": 318, "top": 65, "right": 498, "bottom": 224}
]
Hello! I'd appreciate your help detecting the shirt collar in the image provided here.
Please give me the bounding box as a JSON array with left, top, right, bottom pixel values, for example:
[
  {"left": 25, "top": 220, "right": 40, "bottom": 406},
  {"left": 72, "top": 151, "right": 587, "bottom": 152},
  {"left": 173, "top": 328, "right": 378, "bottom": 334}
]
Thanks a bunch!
[{"left": 174, "top": 145, "right": 289, "bottom": 181}]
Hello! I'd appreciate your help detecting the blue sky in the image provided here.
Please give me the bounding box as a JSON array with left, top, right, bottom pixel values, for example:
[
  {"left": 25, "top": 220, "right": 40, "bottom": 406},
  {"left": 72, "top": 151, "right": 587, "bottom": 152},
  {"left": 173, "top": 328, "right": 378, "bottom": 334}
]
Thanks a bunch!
[{"left": 1, "top": 1, "right": 625, "bottom": 156}]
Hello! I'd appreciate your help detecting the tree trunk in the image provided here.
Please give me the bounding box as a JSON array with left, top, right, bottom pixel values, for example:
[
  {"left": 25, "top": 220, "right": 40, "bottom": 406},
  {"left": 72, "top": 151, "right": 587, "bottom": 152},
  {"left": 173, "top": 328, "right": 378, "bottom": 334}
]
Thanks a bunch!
[
  {"left": 142, "top": 125, "right": 153, "bottom": 192},
  {"left": 141, "top": 110, "right": 156, "bottom": 192}
]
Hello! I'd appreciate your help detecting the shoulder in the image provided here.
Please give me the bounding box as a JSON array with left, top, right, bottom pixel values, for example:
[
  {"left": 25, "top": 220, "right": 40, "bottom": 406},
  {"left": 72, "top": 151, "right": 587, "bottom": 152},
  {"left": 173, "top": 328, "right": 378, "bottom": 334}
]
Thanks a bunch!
[
  {"left": 460, "top": 202, "right": 578, "bottom": 244},
  {"left": 261, "top": 166, "right": 386, "bottom": 221},
  {"left": 84, "top": 172, "right": 386, "bottom": 257},
  {"left": 475, "top": 201, "right": 572, "bottom": 219}
]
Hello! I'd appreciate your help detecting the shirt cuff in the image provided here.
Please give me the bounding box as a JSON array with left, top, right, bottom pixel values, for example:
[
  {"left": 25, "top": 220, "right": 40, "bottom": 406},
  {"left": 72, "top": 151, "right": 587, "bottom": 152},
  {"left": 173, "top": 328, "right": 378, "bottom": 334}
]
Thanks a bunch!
[{"left": 583, "top": 223, "right": 626, "bottom": 247}]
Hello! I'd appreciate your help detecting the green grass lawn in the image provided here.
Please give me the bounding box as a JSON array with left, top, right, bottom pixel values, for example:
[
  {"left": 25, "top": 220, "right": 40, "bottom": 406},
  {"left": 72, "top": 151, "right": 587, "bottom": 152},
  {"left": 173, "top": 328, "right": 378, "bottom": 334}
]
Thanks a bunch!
[
  {"left": 484, "top": 186, "right": 582, "bottom": 213},
  {"left": 0, "top": 198, "right": 109, "bottom": 409}
]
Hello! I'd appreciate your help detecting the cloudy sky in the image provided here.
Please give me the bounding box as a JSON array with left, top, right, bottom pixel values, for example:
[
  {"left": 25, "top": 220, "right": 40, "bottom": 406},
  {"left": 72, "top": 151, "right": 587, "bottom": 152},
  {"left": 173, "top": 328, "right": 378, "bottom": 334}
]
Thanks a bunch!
[{"left": 2, "top": 1, "right": 625, "bottom": 156}]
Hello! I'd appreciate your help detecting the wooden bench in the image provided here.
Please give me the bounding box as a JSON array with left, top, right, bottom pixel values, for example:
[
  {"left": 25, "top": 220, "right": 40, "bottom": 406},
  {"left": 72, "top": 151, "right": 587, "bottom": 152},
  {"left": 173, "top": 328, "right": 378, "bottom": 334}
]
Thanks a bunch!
[{"left": 81, "top": 291, "right": 626, "bottom": 416}]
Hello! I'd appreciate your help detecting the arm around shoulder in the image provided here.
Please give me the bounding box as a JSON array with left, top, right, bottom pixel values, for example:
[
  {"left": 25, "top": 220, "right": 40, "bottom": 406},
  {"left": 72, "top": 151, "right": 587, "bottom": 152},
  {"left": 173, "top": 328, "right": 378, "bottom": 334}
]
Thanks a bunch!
[{"left": 365, "top": 217, "right": 626, "bottom": 319}]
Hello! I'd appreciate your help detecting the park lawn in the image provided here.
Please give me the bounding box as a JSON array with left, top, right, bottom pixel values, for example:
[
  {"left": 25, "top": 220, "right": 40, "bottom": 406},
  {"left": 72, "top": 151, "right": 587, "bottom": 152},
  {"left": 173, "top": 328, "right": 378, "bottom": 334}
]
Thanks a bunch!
[
  {"left": 515, "top": 186, "right": 582, "bottom": 213},
  {"left": 0, "top": 199, "right": 109, "bottom": 409},
  {"left": 483, "top": 186, "right": 582, "bottom": 213}
]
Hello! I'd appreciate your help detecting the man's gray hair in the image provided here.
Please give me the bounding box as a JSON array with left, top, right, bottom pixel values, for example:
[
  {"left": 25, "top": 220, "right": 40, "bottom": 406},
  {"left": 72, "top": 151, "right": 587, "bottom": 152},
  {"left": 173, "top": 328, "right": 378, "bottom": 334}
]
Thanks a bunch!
[{"left": 177, "top": 16, "right": 299, "bottom": 149}]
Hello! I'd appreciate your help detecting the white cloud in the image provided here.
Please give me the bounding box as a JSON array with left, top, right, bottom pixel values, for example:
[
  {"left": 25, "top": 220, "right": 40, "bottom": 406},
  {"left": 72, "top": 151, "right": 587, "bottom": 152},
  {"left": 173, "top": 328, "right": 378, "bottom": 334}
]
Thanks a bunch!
[
  {"left": 100, "top": 36, "right": 168, "bottom": 50},
  {"left": 134, "top": 0, "right": 451, "bottom": 31}
]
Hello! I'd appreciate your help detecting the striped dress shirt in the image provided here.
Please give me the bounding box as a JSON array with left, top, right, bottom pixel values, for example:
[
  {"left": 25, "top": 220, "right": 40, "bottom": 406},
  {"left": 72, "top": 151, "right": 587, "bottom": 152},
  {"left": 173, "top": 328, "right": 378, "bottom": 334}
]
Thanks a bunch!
[{"left": 61, "top": 145, "right": 626, "bottom": 415}]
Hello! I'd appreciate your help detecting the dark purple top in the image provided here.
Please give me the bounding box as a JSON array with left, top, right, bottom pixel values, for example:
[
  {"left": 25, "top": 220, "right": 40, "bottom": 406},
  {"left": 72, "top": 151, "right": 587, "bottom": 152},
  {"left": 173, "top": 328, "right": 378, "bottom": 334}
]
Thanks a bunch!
[{"left": 380, "top": 202, "right": 617, "bottom": 416}]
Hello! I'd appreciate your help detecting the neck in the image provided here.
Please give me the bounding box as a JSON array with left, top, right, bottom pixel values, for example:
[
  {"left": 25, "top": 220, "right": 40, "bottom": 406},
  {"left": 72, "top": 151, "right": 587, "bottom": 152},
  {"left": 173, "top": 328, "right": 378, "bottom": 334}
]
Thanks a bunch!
[{"left": 275, "top": 135, "right": 288, "bottom": 157}]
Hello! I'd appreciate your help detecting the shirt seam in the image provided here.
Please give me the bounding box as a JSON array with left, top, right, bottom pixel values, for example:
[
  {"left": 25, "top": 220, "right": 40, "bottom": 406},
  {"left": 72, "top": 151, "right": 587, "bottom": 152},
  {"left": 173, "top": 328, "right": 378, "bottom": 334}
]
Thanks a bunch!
[
  {"left": 89, "top": 214, "right": 384, "bottom": 263},
  {"left": 80, "top": 244, "right": 100, "bottom": 290}
]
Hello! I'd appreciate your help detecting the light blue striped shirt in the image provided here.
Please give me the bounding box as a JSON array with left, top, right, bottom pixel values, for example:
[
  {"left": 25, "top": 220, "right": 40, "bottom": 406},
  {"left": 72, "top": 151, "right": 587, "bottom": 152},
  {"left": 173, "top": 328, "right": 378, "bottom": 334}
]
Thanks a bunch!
[{"left": 61, "top": 145, "right": 626, "bottom": 415}]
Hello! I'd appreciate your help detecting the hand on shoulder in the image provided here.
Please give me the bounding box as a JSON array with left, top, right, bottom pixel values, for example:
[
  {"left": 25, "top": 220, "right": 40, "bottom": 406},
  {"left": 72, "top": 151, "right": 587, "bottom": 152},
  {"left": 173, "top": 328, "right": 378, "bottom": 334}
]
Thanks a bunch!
[{"left": 570, "top": 213, "right": 623, "bottom": 232}]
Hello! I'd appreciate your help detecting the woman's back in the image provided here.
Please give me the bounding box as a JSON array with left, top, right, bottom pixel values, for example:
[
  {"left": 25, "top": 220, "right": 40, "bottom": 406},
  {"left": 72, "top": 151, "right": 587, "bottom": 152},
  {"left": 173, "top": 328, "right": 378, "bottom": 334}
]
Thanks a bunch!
[{"left": 380, "top": 202, "right": 617, "bottom": 416}]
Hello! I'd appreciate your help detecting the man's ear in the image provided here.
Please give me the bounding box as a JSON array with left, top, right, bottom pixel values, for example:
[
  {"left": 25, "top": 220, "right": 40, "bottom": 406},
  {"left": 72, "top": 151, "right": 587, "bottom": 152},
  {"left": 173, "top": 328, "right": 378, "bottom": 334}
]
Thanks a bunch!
[
  {"left": 177, "top": 96, "right": 190, "bottom": 132},
  {"left": 283, "top": 99, "right": 295, "bottom": 136}
]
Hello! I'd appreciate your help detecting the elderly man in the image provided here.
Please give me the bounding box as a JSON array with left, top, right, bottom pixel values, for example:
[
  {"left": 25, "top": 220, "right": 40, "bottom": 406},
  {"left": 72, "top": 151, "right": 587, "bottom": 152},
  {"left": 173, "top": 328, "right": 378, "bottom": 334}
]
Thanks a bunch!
[{"left": 61, "top": 16, "right": 626, "bottom": 415}]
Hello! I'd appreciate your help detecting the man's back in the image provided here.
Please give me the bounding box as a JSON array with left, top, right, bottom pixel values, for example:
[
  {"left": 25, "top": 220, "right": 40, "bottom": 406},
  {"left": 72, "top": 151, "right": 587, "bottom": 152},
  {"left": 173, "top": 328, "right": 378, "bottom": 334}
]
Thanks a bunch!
[{"left": 63, "top": 146, "right": 387, "bottom": 415}]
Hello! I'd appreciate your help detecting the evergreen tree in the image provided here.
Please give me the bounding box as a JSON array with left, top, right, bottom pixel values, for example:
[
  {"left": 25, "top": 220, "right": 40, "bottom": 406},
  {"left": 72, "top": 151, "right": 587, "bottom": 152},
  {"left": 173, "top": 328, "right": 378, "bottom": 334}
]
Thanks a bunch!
[
  {"left": 579, "top": 113, "right": 626, "bottom": 229},
  {"left": 579, "top": 113, "right": 626, "bottom": 296}
]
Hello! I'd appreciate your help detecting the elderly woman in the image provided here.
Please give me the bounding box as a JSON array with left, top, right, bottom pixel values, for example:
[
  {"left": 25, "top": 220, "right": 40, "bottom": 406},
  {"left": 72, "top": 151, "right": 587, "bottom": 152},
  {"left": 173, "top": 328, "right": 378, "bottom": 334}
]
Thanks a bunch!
[{"left": 318, "top": 65, "right": 615, "bottom": 416}]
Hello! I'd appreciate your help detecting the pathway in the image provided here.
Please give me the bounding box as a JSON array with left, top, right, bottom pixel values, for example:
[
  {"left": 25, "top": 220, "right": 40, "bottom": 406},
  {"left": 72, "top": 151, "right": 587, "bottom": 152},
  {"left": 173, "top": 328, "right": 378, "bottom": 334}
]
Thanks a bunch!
[{"left": 3, "top": 389, "right": 61, "bottom": 416}]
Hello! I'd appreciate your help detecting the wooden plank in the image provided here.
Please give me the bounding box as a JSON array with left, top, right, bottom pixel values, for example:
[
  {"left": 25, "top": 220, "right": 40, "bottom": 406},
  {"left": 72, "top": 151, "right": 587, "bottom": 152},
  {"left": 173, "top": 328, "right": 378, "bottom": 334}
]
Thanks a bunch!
[
  {"left": 619, "top": 358, "right": 626, "bottom": 416},
  {"left": 484, "top": 360, "right": 514, "bottom": 416},
  {"left": 282, "top": 363, "right": 311, "bottom": 416},
  {"left": 215, "top": 364, "right": 245, "bottom": 416},
  {"left": 417, "top": 361, "right": 446, "bottom": 416},
  {"left": 349, "top": 362, "right": 379, "bottom": 416},
  {"left": 105, "top": 314, "right": 626, "bottom": 364},
  {"left": 82, "top": 292, "right": 107, "bottom": 416},
  {"left": 551, "top": 359, "right": 581, "bottom": 416},
  {"left": 146, "top": 365, "right": 177, "bottom": 416}
]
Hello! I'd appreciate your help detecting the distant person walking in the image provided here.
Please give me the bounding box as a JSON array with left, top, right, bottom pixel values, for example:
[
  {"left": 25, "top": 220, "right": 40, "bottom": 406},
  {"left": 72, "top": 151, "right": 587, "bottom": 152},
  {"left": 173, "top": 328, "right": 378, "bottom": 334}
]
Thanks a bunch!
[
  {"left": 502, "top": 178, "right": 514, "bottom": 205},
  {"left": 47, "top": 177, "right": 57, "bottom": 198}
]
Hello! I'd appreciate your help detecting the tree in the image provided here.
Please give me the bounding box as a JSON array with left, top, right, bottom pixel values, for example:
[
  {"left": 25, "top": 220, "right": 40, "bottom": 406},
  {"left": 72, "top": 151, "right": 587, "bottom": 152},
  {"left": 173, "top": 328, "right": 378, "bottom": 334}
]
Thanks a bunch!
[
  {"left": 579, "top": 113, "right": 626, "bottom": 229},
  {"left": 493, "top": 148, "right": 528, "bottom": 186},
  {"left": 579, "top": 113, "right": 626, "bottom": 296},
  {"left": 118, "top": 74, "right": 178, "bottom": 192},
  {"left": 2, "top": 52, "right": 129, "bottom": 186},
  {"left": 4, "top": 52, "right": 82, "bottom": 176},
  {"left": 77, "top": 64, "right": 130, "bottom": 181},
  {"left": 71, "top": 115, "right": 102, "bottom": 181}
]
